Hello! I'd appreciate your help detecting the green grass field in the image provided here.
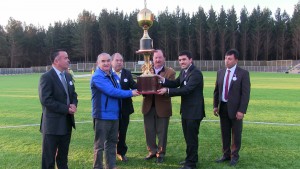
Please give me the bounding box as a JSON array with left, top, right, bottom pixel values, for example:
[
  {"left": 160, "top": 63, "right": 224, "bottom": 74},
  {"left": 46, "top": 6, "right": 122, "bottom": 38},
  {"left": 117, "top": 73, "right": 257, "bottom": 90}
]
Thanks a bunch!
[{"left": 0, "top": 72, "right": 299, "bottom": 169}]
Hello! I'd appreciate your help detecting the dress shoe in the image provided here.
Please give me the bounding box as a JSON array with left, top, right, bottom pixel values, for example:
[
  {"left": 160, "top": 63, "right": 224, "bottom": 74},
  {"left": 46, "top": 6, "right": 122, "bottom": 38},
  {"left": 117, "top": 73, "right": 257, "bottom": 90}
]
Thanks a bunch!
[
  {"left": 156, "top": 157, "right": 164, "bottom": 163},
  {"left": 117, "top": 154, "right": 128, "bottom": 162},
  {"left": 215, "top": 156, "right": 231, "bottom": 163},
  {"left": 178, "top": 166, "right": 195, "bottom": 169},
  {"left": 144, "top": 154, "right": 156, "bottom": 160},
  {"left": 179, "top": 161, "right": 186, "bottom": 165},
  {"left": 229, "top": 159, "right": 238, "bottom": 166}
]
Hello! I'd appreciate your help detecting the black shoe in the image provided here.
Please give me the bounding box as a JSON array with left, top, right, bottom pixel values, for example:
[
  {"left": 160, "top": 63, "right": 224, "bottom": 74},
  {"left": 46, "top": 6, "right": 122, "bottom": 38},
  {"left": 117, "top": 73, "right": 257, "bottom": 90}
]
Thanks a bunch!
[
  {"left": 117, "top": 154, "right": 128, "bottom": 162},
  {"left": 179, "top": 161, "right": 186, "bottom": 165},
  {"left": 144, "top": 154, "right": 156, "bottom": 160},
  {"left": 178, "top": 166, "right": 195, "bottom": 169},
  {"left": 215, "top": 156, "right": 231, "bottom": 163},
  {"left": 229, "top": 159, "right": 238, "bottom": 166},
  {"left": 156, "top": 157, "right": 164, "bottom": 163}
]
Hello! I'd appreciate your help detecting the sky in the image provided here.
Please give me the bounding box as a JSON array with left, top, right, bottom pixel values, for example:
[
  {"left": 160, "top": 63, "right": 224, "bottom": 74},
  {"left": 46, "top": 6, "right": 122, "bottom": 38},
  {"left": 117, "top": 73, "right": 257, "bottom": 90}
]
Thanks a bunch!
[{"left": 0, "top": 0, "right": 299, "bottom": 28}]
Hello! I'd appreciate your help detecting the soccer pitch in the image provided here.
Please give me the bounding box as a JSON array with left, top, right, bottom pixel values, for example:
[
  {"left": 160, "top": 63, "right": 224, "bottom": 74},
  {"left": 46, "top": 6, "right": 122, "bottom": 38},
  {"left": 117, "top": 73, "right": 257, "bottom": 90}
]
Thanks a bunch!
[{"left": 0, "top": 72, "right": 299, "bottom": 169}]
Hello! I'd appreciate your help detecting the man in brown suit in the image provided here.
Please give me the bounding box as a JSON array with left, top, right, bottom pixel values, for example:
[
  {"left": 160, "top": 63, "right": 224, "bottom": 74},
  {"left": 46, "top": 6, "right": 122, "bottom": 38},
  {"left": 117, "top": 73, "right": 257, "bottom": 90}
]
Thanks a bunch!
[{"left": 142, "top": 49, "right": 176, "bottom": 163}]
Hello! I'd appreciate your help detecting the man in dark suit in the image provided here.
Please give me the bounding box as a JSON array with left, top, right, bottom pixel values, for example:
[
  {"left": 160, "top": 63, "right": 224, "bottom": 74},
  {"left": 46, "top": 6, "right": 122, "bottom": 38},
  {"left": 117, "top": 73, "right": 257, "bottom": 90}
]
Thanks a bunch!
[
  {"left": 213, "top": 49, "right": 250, "bottom": 166},
  {"left": 157, "top": 50, "right": 205, "bottom": 169},
  {"left": 142, "top": 49, "right": 176, "bottom": 163},
  {"left": 111, "top": 53, "right": 137, "bottom": 162},
  {"left": 38, "top": 49, "right": 78, "bottom": 169}
]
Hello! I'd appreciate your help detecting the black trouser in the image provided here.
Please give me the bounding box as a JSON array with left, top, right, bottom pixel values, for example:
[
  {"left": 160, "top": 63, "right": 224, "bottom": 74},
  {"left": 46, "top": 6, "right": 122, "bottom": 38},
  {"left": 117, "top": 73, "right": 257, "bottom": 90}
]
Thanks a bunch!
[
  {"left": 117, "top": 114, "right": 130, "bottom": 155},
  {"left": 182, "top": 118, "right": 201, "bottom": 168},
  {"left": 219, "top": 102, "right": 243, "bottom": 160},
  {"left": 42, "top": 133, "right": 71, "bottom": 169}
]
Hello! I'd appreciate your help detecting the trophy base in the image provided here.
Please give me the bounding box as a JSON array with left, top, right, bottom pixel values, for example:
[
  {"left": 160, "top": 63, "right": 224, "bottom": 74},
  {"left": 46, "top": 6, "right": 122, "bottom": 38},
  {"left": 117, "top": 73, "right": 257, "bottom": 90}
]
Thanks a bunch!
[{"left": 137, "top": 75, "right": 160, "bottom": 94}]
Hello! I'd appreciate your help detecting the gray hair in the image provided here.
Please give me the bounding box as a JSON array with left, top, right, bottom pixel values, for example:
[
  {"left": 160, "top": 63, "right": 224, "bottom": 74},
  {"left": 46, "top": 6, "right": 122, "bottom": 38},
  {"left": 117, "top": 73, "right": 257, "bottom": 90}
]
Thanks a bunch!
[{"left": 97, "top": 52, "right": 111, "bottom": 61}]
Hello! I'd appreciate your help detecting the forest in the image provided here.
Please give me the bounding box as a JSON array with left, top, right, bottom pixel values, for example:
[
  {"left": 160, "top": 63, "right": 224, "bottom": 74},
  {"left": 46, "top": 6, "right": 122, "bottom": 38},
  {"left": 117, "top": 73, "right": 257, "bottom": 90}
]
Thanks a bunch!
[{"left": 1, "top": 3, "right": 300, "bottom": 68}]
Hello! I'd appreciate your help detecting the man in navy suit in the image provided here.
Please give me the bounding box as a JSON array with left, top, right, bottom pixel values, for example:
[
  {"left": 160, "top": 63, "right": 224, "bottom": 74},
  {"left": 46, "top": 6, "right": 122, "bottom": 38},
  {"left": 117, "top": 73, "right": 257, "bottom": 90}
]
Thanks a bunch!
[
  {"left": 213, "top": 49, "right": 250, "bottom": 166},
  {"left": 38, "top": 49, "right": 78, "bottom": 169},
  {"left": 111, "top": 53, "right": 137, "bottom": 162},
  {"left": 157, "top": 50, "right": 205, "bottom": 169}
]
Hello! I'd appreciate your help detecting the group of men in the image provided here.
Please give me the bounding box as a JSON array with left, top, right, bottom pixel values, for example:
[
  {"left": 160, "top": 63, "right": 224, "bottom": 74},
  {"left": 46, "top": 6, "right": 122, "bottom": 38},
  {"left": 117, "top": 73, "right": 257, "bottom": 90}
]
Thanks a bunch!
[{"left": 38, "top": 48, "right": 250, "bottom": 169}]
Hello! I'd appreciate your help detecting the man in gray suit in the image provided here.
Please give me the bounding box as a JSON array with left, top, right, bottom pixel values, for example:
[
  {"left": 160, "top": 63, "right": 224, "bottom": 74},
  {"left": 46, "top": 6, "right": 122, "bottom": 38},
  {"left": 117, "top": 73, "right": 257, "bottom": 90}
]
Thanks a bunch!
[
  {"left": 213, "top": 49, "right": 250, "bottom": 166},
  {"left": 39, "top": 49, "right": 78, "bottom": 169}
]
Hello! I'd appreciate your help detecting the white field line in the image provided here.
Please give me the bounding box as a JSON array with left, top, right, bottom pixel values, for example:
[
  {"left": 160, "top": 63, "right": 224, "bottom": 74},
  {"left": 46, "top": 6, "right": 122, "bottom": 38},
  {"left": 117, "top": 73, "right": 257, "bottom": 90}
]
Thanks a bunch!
[
  {"left": 1, "top": 119, "right": 299, "bottom": 129},
  {"left": 74, "top": 74, "right": 91, "bottom": 78}
]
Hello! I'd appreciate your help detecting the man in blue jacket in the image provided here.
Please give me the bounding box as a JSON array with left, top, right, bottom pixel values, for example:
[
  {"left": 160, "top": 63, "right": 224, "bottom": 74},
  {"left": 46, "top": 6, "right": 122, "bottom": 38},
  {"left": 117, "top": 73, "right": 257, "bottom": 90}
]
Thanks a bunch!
[{"left": 91, "top": 52, "right": 139, "bottom": 169}]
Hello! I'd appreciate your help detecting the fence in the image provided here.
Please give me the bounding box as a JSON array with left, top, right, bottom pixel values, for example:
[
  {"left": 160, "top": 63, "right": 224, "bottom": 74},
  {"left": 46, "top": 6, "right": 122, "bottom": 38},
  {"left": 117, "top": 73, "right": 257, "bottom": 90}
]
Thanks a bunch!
[
  {"left": 1, "top": 60, "right": 300, "bottom": 75},
  {"left": 0, "top": 66, "right": 48, "bottom": 75}
]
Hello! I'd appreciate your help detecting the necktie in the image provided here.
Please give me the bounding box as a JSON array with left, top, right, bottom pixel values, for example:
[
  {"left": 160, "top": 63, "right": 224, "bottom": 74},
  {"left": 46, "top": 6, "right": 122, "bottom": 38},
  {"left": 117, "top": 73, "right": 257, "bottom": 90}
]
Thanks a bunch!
[
  {"left": 60, "top": 73, "right": 70, "bottom": 105},
  {"left": 224, "top": 70, "right": 231, "bottom": 100},
  {"left": 183, "top": 71, "right": 187, "bottom": 78},
  {"left": 116, "top": 71, "right": 121, "bottom": 78}
]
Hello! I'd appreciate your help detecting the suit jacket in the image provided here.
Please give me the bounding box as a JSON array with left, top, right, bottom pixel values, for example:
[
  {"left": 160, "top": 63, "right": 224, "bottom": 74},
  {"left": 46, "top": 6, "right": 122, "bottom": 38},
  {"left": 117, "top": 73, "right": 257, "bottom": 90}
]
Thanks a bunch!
[
  {"left": 142, "top": 66, "right": 176, "bottom": 117},
  {"left": 213, "top": 66, "right": 250, "bottom": 119},
  {"left": 39, "top": 68, "right": 78, "bottom": 135},
  {"left": 163, "top": 64, "right": 205, "bottom": 120},
  {"left": 119, "top": 68, "right": 137, "bottom": 116}
]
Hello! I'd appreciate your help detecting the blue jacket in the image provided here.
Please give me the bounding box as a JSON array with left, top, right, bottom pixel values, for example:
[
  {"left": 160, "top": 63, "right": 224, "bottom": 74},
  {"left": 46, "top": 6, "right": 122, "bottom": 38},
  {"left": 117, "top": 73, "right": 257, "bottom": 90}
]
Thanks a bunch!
[{"left": 91, "top": 68, "right": 133, "bottom": 120}]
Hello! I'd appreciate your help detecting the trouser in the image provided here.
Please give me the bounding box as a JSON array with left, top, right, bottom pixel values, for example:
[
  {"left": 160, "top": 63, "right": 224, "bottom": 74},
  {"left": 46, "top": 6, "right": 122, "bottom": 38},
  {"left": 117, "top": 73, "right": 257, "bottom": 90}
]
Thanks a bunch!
[
  {"left": 143, "top": 107, "right": 170, "bottom": 157},
  {"left": 117, "top": 114, "right": 130, "bottom": 155},
  {"left": 42, "top": 133, "right": 71, "bottom": 169},
  {"left": 93, "top": 119, "right": 119, "bottom": 169},
  {"left": 182, "top": 118, "right": 201, "bottom": 168},
  {"left": 219, "top": 102, "right": 243, "bottom": 160}
]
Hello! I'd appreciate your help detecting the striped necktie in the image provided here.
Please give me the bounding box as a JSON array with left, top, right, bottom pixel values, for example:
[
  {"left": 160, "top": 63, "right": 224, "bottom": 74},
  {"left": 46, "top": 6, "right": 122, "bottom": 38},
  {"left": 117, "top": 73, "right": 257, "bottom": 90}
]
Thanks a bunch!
[{"left": 60, "top": 73, "right": 70, "bottom": 105}]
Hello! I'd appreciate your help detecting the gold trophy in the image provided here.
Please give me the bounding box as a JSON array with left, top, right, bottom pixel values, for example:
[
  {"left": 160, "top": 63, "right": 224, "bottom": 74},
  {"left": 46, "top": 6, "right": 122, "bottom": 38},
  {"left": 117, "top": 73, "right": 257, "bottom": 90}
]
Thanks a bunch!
[{"left": 136, "top": 0, "right": 160, "bottom": 94}]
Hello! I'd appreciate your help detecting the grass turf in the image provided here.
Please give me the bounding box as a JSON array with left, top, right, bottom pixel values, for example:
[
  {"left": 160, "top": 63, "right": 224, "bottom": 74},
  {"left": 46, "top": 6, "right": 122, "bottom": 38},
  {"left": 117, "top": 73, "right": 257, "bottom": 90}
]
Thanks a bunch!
[{"left": 0, "top": 72, "right": 299, "bottom": 168}]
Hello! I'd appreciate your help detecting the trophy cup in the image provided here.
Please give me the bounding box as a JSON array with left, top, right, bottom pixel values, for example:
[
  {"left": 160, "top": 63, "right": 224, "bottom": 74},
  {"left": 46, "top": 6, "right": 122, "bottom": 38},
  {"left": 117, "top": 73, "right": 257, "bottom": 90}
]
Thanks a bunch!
[{"left": 136, "top": 1, "right": 160, "bottom": 94}]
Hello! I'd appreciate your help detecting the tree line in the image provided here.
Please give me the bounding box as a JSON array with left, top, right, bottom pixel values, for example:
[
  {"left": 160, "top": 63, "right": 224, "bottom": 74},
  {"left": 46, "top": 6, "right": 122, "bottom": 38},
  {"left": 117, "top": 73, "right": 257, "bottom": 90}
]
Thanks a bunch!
[{"left": 1, "top": 3, "right": 300, "bottom": 68}]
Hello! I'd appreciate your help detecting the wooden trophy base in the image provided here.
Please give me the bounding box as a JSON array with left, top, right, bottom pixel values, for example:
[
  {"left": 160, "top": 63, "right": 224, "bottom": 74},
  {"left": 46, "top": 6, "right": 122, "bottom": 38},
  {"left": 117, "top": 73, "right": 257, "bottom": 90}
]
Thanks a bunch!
[{"left": 137, "top": 75, "right": 160, "bottom": 94}]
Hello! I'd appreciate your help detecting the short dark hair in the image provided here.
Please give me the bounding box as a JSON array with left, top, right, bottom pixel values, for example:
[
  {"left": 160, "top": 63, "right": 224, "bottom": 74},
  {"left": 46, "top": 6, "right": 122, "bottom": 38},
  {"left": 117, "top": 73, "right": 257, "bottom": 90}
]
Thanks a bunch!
[
  {"left": 50, "top": 49, "right": 66, "bottom": 63},
  {"left": 154, "top": 49, "right": 165, "bottom": 57},
  {"left": 225, "top": 49, "right": 239, "bottom": 60},
  {"left": 179, "top": 50, "right": 193, "bottom": 59}
]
